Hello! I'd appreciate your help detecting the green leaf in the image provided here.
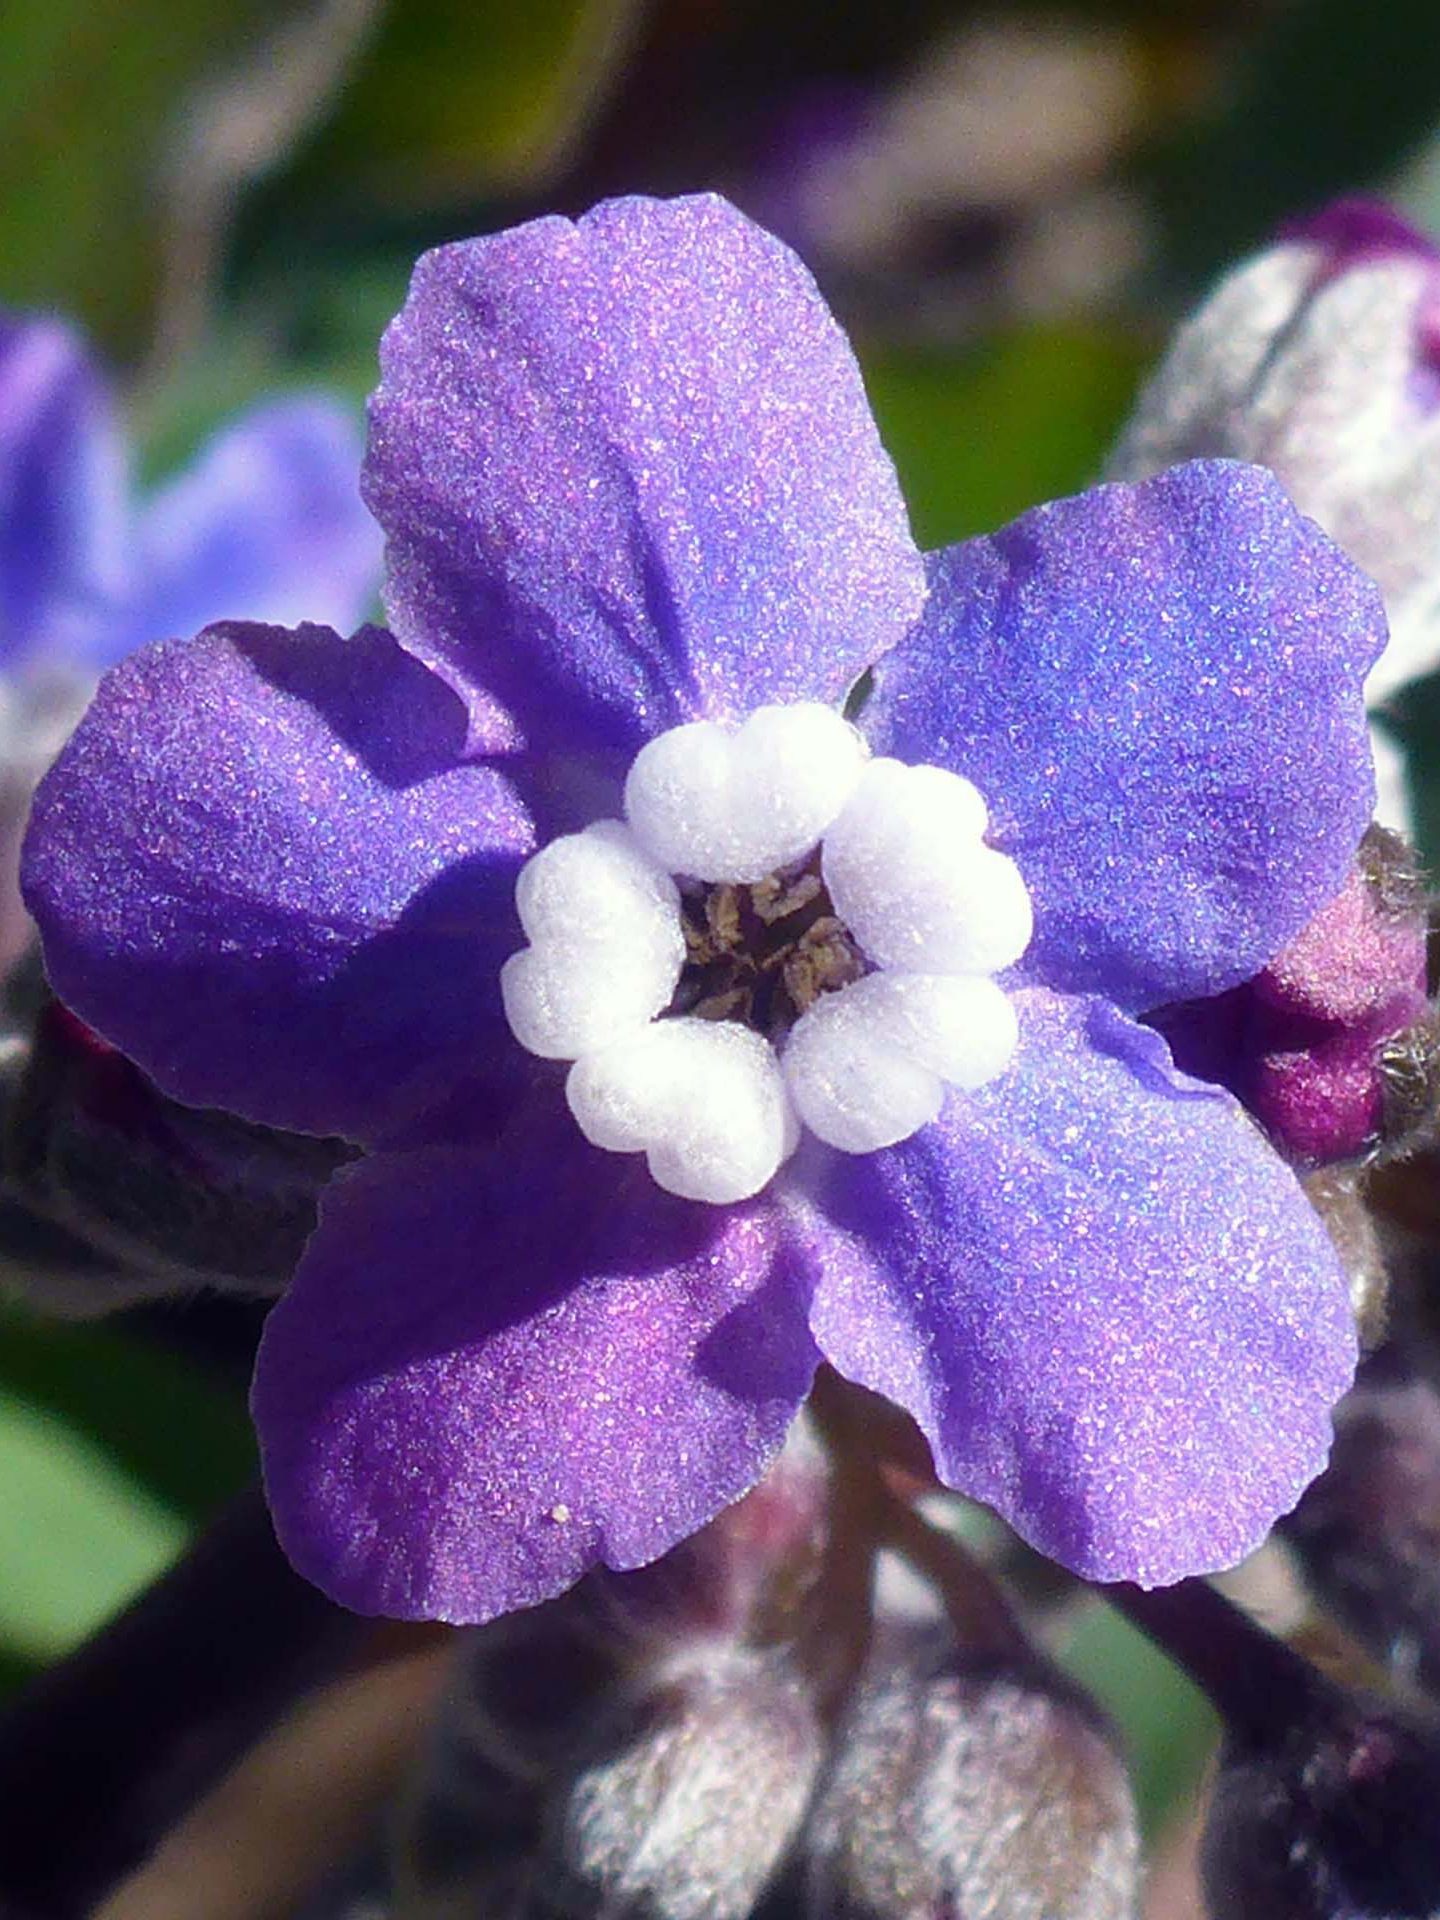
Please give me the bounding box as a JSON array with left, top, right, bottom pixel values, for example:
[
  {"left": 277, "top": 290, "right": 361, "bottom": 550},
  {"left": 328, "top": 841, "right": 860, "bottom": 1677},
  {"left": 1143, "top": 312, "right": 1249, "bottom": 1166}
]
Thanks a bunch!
[
  {"left": 0, "top": 1386, "right": 188, "bottom": 1664},
  {"left": 0, "top": 1306, "right": 254, "bottom": 1688},
  {"left": 860, "top": 328, "right": 1147, "bottom": 550},
  {"left": 281, "top": 0, "right": 643, "bottom": 208},
  {"left": 0, "top": 1305, "right": 254, "bottom": 1523},
  {"left": 1152, "top": 0, "right": 1440, "bottom": 291},
  {"left": 1057, "top": 1598, "right": 1218, "bottom": 1838},
  {"left": 0, "top": 0, "right": 279, "bottom": 355}
]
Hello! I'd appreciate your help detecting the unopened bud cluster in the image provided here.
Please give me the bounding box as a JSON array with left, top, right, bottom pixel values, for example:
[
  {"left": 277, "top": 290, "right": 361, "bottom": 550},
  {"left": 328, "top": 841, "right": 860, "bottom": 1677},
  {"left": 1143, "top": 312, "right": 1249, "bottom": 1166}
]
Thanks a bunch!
[
  {"left": 392, "top": 1420, "right": 1139, "bottom": 1920},
  {"left": 1152, "top": 827, "right": 1431, "bottom": 1172}
]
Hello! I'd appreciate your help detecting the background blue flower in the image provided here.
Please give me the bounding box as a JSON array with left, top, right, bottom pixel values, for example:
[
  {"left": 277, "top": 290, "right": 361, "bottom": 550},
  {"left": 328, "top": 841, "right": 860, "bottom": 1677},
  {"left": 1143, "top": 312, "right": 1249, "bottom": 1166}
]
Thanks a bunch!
[{"left": 0, "top": 310, "right": 383, "bottom": 970}]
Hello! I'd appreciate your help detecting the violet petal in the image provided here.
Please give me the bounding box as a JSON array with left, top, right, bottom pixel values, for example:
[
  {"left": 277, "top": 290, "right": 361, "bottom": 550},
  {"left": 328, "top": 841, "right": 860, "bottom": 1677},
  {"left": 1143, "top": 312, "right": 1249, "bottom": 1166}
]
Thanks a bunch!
[
  {"left": 862, "top": 462, "right": 1383, "bottom": 1013},
  {"left": 365, "top": 192, "right": 925, "bottom": 757},
  {"left": 22, "top": 621, "right": 533, "bottom": 1144},
  {"left": 798, "top": 987, "right": 1357, "bottom": 1585},
  {"left": 252, "top": 1123, "right": 821, "bottom": 1621}
]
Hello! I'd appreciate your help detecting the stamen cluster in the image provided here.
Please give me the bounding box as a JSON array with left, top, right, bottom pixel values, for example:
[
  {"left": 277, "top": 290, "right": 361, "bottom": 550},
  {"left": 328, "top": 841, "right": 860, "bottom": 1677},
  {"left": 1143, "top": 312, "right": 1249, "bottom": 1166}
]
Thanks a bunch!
[{"left": 501, "top": 702, "right": 1032, "bottom": 1202}]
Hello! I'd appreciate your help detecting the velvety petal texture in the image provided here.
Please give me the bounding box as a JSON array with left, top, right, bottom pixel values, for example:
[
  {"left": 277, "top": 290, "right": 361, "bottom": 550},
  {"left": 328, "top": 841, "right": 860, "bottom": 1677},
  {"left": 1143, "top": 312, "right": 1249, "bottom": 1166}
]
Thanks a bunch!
[
  {"left": 799, "top": 990, "right": 1357, "bottom": 1585},
  {"left": 365, "top": 192, "right": 926, "bottom": 757},
  {"left": 0, "top": 313, "right": 128, "bottom": 668},
  {"left": 252, "top": 1124, "right": 821, "bottom": 1621},
  {"left": 102, "top": 397, "right": 384, "bottom": 665},
  {"left": 23, "top": 622, "right": 533, "bottom": 1144},
  {"left": 862, "top": 462, "right": 1384, "bottom": 1014}
]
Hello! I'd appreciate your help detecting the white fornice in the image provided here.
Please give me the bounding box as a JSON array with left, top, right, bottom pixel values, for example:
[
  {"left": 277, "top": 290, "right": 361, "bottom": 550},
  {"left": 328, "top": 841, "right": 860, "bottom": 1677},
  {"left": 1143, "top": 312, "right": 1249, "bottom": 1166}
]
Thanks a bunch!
[
  {"left": 822, "top": 760, "right": 1032, "bottom": 976},
  {"left": 567, "top": 1019, "right": 800, "bottom": 1206},
  {"left": 623, "top": 702, "right": 868, "bottom": 883},
  {"left": 499, "top": 821, "right": 685, "bottom": 1059},
  {"left": 501, "top": 703, "right": 1032, "bottom": 1205},
  {"left": 782, "top": 969, "right": 1018, "bottom": 1155}
]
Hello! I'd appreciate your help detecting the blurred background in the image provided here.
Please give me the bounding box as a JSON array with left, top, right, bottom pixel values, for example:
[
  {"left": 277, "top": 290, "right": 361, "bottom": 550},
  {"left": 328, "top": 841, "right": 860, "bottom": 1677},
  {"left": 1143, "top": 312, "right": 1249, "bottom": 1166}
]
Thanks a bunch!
[{"left": 6, "top": 0, "right": 1440, "bottom": 1880}]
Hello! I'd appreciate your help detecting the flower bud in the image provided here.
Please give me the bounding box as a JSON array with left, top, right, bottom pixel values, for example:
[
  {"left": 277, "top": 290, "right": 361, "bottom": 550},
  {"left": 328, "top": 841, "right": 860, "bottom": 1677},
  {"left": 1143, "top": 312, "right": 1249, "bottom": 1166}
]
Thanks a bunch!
[
  {"left": 1204, "top": 1688, "right": 1440, "bottom": 1919},
  {"left": 1114, "top": 1577, "right": 1440, "bottom": 1920},
  {"left": 402, "top": 1640, "right": 824, "bottom": 1920},
  {"left": 1107, "top": 198, "right": 1440, "bottom": 826},
  {"left": 394, "top": 1421, "right": 835, "bottom": 1919},
  {"left": 1151, "top": 827, "right": 1430, "bottom": 1169},
  {"left": 0, "top": 998, "right": 350, "bottom": 1313},
  {"left": 1282, "top": 1346, "right": 1440, "bottom": 1694},
  {"left": 1301, "top": 1167, "right": 1390, "bottom": 1350},
  {"left": 549, "top": 1645, "right": 823, "bottom": 1920},
  {"left": 797, "top": 1609, "right": 1139, "bottom": 1920}
]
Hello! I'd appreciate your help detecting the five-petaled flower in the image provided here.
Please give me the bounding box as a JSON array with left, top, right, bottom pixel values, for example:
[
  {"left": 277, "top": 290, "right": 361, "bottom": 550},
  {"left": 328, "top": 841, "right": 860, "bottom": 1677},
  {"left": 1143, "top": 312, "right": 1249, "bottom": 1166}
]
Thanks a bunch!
[
  {"left": 0, "top": 310, "right": 383, "bottom": 970},
  {"left": 22, "top": 195, "right": 1385, "bottom": 1623}
]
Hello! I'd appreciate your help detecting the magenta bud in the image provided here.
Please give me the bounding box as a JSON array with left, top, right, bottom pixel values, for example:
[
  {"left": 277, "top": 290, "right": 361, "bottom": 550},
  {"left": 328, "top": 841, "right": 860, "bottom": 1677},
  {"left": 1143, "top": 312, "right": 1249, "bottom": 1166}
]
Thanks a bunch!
[
  {"left": 1152, "top": 829, "right": 1429, "bottom": 1169},
  {"left": 1283, "top": 199, "right": 1440, "bottom": 280}
]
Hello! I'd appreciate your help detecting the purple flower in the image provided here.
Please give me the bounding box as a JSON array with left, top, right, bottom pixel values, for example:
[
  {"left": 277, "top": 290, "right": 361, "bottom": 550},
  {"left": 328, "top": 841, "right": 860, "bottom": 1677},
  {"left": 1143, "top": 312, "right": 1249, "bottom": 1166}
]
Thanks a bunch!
[
  {"left": 21, "top": 195, "right": 1384, "bottom": 1622},
  {"left": 0, "top": 310, "right": 383, "bottom": 969}
]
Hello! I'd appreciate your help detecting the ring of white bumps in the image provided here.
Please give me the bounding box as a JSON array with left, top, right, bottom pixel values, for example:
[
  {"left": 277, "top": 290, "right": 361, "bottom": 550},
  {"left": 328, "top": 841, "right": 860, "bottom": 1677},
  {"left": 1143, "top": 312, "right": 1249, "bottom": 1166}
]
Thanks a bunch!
[{"left": 500, "top": 703, "right": 1032, "bottom": 1204}]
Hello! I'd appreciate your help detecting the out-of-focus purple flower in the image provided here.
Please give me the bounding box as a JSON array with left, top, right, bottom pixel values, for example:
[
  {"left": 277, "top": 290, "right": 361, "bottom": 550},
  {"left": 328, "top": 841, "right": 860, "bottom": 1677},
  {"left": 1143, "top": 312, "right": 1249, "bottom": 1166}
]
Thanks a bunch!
[
  {"left": 0, "top": 311, "right": 383, "bottom": 970},
  {"left": 22, "top": 195, "right": 1383, "bottom": 1623},
  {"left": 1152, "top": 829, "right": 1430, "bottom": 1167},
  {"left": 0, "top": 312, "right": 382, "bottom": 674},
  {"left": 1107, "top": 197, "right": 1440, "bottom": 829}
]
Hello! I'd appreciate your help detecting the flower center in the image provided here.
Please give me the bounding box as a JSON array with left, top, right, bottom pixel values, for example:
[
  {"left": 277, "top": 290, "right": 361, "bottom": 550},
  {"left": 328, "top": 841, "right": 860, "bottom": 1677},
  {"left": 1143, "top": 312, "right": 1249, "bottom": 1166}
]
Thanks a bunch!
[
  {"left": 670, "top": 853, "right": 869, "bottom": 1035},
  {"left": 500, "top": 702, "right": 1032, "bottom": 1205}
]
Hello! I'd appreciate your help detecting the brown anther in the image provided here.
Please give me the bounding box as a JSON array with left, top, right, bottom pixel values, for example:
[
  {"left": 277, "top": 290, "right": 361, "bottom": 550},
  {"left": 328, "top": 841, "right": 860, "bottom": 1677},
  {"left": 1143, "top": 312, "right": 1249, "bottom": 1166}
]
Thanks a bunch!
[
  {"left": 683, "top": 920, "right": 719, "bottom": 966},
  {"left": 667, "top": 857, "right": 870, "bottom": 1038},
  {"left": 706, "top": 884, "right": 744, "bottom": 950},
  {"left": 783, "top": 918, "right": 868, "bottom": 1016},
  {"left": 752, "top": 870, "right": 824, "bottom": 926},
  {"left": 693, "top": 985, "right": 751, "bottom": 1024}
]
